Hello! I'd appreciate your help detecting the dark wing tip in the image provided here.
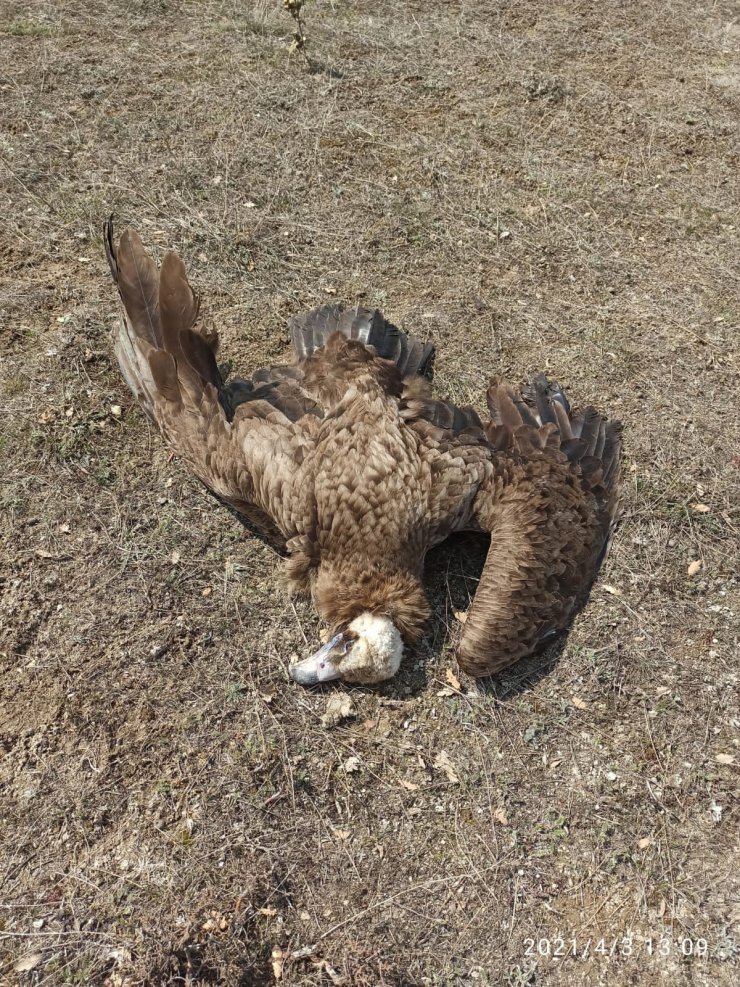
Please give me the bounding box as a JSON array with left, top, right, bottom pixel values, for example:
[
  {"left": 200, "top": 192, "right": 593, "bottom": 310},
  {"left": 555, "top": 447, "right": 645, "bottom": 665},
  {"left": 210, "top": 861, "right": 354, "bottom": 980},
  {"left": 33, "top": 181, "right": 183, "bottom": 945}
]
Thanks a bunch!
[{"left": 103, "top": 214, "right": 118, "bottom": 283}]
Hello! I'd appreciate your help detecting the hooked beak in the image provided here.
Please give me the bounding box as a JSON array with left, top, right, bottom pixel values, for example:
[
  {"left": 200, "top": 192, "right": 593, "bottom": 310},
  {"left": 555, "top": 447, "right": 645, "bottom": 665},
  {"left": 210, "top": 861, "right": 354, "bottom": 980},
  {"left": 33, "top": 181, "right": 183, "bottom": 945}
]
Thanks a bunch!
[{"left": 289, "top": 632, "right": 347, "bottom": 686}]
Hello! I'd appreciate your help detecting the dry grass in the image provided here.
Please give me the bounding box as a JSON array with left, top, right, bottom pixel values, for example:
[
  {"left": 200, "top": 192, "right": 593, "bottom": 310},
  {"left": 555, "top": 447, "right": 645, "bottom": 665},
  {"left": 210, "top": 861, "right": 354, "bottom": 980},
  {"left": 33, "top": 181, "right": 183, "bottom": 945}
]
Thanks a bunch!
[{"left": 1, "top": 1, "right": 738, "bottom": 985}]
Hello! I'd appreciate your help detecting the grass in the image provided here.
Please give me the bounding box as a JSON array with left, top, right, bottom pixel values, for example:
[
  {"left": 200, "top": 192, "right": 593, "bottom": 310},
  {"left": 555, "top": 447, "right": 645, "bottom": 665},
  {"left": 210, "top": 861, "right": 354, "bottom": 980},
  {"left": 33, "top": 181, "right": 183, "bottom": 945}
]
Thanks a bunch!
[
  {"left": 4, "top": 18, "right": 59, "bottom": 38},
  {"left": 0, "top": 0, "right": 738, "bottom": 985}
]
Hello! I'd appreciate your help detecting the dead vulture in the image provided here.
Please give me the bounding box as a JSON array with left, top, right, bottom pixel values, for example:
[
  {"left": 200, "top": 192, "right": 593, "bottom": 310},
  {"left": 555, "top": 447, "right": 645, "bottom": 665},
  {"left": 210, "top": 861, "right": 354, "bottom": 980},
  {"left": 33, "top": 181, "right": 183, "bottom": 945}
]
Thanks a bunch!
[{"left": 104, "top": 221, "right": 621, "bottom": 686}]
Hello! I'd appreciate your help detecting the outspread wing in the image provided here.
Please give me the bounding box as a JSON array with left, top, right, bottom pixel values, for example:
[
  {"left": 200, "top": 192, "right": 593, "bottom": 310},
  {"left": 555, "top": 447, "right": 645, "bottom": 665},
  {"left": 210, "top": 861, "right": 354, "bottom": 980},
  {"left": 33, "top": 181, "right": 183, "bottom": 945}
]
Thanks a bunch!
[
  {"left": 104, "top": 220, "right": 312, "bottom": 546},
  {"left": 457, "top": 375, "right": 622, "bottom": 676}
]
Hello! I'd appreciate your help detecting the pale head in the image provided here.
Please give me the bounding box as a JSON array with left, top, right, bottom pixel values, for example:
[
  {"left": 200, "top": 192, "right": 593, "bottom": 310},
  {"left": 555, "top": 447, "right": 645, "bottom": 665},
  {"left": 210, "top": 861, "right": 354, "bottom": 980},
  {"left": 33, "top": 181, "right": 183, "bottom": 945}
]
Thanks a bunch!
[{"left": 289, "top": 612, "right": 403, "bottom": 686}]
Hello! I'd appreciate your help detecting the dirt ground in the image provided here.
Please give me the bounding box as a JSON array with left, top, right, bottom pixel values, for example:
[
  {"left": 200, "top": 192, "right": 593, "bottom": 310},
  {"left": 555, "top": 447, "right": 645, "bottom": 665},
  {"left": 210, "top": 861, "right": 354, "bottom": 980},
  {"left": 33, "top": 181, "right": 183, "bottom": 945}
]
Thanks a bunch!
[{"left": 1, "top": 1, "right": 738, "bottom": 984}]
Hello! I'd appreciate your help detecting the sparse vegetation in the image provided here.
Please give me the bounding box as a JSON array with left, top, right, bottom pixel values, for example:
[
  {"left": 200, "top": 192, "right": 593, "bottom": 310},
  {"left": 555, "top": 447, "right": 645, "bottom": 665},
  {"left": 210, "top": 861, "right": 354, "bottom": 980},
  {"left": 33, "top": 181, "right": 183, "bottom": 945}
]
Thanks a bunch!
[
  {"left": 5, "top": 18, "right": 58, "bottom": 38},
  {"left": 1, "top": 1, "right": 738, "bottom": 985},
  {"left": 282, "top": 0, "right": 309, "bottom": 61}
]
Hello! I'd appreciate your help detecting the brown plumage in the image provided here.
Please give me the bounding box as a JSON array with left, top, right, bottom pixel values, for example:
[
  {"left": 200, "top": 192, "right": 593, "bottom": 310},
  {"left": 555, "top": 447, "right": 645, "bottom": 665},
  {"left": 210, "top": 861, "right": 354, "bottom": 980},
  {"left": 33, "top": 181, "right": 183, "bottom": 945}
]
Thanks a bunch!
[{"left": 104, "top": 221, "right": 622, "bottom": 685}]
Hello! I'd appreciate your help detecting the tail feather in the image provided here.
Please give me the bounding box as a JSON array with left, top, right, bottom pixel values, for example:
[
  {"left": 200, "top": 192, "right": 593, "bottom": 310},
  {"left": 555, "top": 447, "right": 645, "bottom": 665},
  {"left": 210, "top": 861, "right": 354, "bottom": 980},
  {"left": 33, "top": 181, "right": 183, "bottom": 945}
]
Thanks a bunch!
[
  {"left": 289, "top": 303, "right": 434, "bottom": 378},
  {"left": 571, "top": 407, "right": 603, "bottom": 457},
  {"left": 487, "top": 382, "right": 535, "bottom": 429},
  {"left": 551, "top": 400, "right": 573, "bottom": 440},
  {"left": 524, "top": 374, "right": 558, "bottom": 425}
]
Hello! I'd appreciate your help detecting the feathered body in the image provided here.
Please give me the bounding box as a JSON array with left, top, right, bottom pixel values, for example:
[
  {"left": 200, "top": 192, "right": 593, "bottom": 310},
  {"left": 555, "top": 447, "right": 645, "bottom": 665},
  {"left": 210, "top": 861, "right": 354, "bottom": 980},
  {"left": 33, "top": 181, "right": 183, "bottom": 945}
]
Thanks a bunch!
[{"left": 104, "top": 222, "right": 621, "bottom": 684}]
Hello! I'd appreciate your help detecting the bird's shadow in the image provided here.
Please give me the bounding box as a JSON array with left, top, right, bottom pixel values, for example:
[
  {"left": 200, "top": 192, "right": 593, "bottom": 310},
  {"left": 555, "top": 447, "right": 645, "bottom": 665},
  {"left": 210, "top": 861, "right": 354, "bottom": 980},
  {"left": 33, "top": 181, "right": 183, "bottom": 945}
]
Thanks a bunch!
[
  {"left": 372, "top": 531, "right": 571, "bottom": 704},
  {"left": 213, "top": 494, "right": 571, "bottom": 703}
]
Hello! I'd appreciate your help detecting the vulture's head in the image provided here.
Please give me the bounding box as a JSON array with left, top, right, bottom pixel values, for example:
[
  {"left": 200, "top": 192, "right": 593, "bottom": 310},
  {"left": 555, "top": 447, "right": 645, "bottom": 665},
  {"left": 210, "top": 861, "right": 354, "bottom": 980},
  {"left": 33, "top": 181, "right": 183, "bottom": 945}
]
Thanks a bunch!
[{"left": 289, "top": 612, "right": 403, "bottom": 686}]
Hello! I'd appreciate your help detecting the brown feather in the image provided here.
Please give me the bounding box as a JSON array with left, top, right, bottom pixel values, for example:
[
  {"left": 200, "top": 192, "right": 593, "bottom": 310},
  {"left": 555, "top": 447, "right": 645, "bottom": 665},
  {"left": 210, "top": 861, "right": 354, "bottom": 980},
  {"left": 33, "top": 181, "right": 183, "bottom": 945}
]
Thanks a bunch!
[
  {"left": 459, "top": 375, "right": 622, "bottom": 676},
  {"left": 290, "top": 303, "right": 434, "bottom": 378},
  {"left": 148, "top": 349, "right": 181, "bottom": 405},
  {"left": 114, "top": 229, "right": 161, "bottom": 348},
  {"left": 157, "top": 250, "right": 204, "bottom": 403},
  {"left": 179, "top": 327, "right": 222, "bottom": 392}
]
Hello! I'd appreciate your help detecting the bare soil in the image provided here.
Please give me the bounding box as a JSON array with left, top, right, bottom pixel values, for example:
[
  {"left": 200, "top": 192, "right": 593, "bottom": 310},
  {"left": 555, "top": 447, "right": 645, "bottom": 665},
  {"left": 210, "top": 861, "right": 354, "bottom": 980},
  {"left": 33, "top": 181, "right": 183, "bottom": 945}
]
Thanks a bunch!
[{"left": 1, "top": 1, "right": 738, "bottom": 985}]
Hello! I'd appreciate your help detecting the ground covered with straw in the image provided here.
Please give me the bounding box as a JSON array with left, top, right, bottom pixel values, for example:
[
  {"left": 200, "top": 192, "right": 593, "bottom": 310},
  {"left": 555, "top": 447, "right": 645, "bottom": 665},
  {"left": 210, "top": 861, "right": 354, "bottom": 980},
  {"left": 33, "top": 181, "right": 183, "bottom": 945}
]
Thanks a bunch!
[{"left": 1, "top": 1, "right": 738, "bottom": 984}]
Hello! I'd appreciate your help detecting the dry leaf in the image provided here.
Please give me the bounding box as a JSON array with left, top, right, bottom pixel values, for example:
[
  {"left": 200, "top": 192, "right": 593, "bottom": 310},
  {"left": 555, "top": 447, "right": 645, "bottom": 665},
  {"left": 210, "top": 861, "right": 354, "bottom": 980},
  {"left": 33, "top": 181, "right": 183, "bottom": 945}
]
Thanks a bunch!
[
  {"left": 571, "top": 696, "right": 587, "bottom": 710},
  {"left": 637, "top": 837, "right": 652, "bottom": 849},
  {"left": 110, "top": 404, "right": 122, "bottom": 417},
  {"left": 436, "top": 687, "right": 455, "bottom": 697},
  {"left": 260, "top": 693, "right": 275, "bottom": 705},
  {"left": 15, "top": 953, "right": 43, "bottom": 973},
  {"left": 493, "top": 807, "right": 508, "bottom": 825},
  {"left": 343, "top": 755, "right": 361, "bottom": 774},
  {"left": 716, "top": 753, "right": 735, "bottom": 765},
  {"left": 202, "top": 586, "right": 213, "bottom": 597},
  {"left": 259, "top": 907, "right": 277, "bottom": 917},
  {"left": 687, "top": 560, "right": 702, "bottom": 576},
  {"left": 691, "top": 503, "right": 710, "bottom": 513},
  {"left": 601, "top": 583, "right": 620, "bottom": 595},
  {"left": 333, "top": 828, "right": 351, "bottom": 840},
  {"left": 445, "top": 668, "right": 461, "bottom": 691},
  {"left": 271, "top": 946, "right": 284, "bottom": 980},
  {"left": 320, "top": 695, "right": 355, "bottom": 729},
  {"left": 399, "top": 779, "right": 420, "bottom": 791},
  {"left": 434, "top": 750, "right": 460, "bottom": 784},
  {"left": 453, "top": 609, "right": 468, "bottom": 623}
]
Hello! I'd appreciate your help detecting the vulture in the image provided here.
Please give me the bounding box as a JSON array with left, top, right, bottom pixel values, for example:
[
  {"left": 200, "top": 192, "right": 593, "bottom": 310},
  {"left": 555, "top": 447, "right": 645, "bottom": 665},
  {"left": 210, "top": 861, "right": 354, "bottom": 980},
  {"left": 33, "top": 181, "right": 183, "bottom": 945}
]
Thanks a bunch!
[{"left": 104, "top": 221, "right": 622, "bottom": 686}]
